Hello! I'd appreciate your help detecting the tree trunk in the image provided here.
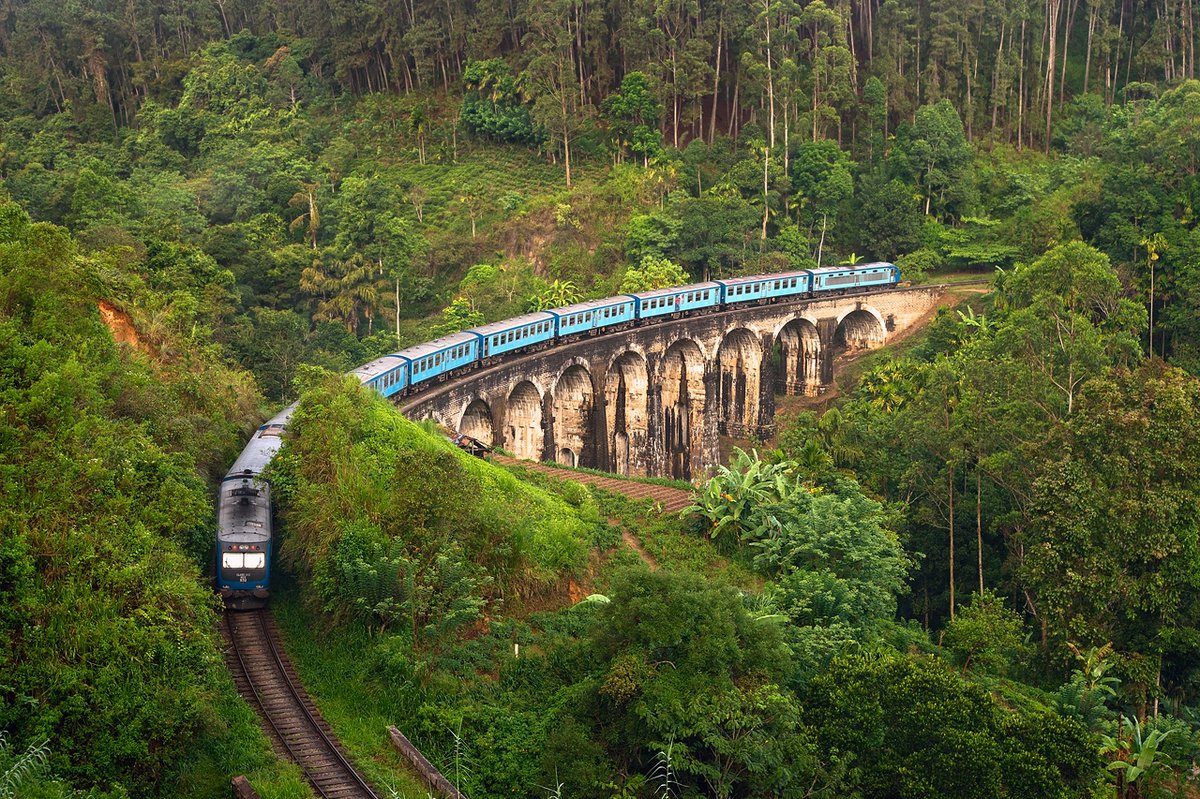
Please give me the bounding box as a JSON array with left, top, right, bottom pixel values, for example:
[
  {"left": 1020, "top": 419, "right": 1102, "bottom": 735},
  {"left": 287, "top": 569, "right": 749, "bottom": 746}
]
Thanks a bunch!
[
  {"left": 1018, "top": 18, "right": 1026, "bottom": 149},
  {"left": 761, "top": 148, "right": 770, "bottom": 240},
  {"left": 948, "top": 464, "right": 956, "bottom": 619},
  {"left": 1045, "top": 0, "right": 1061, "bottom": 152},
  {"left": 1059, "top": 0, "right": 1080, "bottom": 107},
  {"left": 1083, "top": 4, "right": 1095, "bottom": 94},
  {"left": 765, "top": 0, "right": 776, "bottom": 147},
  {"left": 976, "top": 465, "right": 984, "bottom": 594},
  {"left": 563, "top": 123, "right": 572, "bottom": 187},
  {"left": 992, "top": 21, "right": 1006, "bottom": 130},
  {"left": 710, "top": 17, "right": 723, "bottom": 143}
]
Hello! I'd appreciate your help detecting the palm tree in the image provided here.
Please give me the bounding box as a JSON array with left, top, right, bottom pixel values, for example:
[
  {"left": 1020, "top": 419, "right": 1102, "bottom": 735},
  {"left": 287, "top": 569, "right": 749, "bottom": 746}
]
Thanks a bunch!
[
  {"left": 288, "top": 182, "right": 321, "bottom": 248},
  {"left": 300, "top": 253, "right": 387, "bottom": 335}
]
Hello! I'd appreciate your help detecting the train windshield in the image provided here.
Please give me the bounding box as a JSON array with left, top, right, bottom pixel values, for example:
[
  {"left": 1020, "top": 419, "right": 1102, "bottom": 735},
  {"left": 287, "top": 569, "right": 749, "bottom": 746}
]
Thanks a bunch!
[{"left": 222, "top": 552, "right": 266, "bottom": 569}]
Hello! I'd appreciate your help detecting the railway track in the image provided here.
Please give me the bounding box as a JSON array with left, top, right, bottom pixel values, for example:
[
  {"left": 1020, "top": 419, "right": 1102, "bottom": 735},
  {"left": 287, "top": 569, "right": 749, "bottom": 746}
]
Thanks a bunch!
[{"left": 222, "top": 610, "right": 379, "bottom": 799}]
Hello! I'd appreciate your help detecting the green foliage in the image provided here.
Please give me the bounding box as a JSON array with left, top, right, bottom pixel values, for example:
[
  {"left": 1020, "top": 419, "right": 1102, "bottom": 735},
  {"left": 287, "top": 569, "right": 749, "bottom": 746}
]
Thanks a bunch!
[
  {"left": 941, "top": 590, "right": 1030, "bottom": 676},
  {"left": 1102, "top": 716, "right": 1175, "bottom": 796},
  {"left": 684, "top": 448, "right": 802, "bottom": 544},
  {"left": 751, "top": 480, "right": 910, "bottom": 633},
  {"left": 0, "top": 202, "right": 283, "bottom": 797},
  {"left": 619, "top": 255, "right": 687, "bottom": 293},
  {"left": 430, "top": 297, "right": 483, "bottom": 336},
  {"left": 602, "top": 73, "right": 663, "bottom": 165},
  {"left": 532, "top": 279, "right": 581, "bottom": 310},
  {"left": 462, "top": 59, "right": 542, "bottom": 146},
  {"left": 1022, "top": 362, "right": 1200, "bottom": 695},
  {"left": 590, "top": 569, "right": 840, "bottom": 799},
  {"left": 271, "top": 373, "right": 591, "bottom": 630},
  {"left": 893, "top": 99, "right": 977, "bottom": 221},
  {"left": 804, "top": 653, "right": 1101, "bottom": 799}
]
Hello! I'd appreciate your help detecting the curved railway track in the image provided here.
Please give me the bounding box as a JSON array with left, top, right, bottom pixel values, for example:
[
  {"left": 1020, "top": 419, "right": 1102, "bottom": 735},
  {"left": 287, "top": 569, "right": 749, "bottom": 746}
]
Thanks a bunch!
[{"left": 222, "top": 610, "right": 380, "bottom": 799}]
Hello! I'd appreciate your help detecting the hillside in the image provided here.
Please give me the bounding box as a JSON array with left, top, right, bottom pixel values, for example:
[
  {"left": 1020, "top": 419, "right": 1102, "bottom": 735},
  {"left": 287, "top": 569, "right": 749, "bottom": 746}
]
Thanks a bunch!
[{"left": 4, "top": 3, "right": 1200, "bottom": 797}]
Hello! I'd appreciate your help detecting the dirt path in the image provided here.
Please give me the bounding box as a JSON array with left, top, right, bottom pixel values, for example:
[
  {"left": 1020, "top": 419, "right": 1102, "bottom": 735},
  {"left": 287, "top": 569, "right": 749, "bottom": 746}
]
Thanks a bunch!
[
  {"left": 491, "top": 454, "right": 694, "bottom": 514},
  {"left": 620, "top": 529, "right": 660, "bottom": 570}
]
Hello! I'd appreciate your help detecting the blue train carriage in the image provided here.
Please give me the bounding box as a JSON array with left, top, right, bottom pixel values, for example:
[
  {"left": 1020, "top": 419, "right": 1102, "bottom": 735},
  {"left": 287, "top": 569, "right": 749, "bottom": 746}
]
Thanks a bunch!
[
  {"left": 471, "top": 312, "right": 557, "bottom": 360},
  {"left": 716, "top": 270, "right": 812, "bottom": 306},
  {"left": 399, "top": 331, "right": 482, "bottom": 388},
  {"left": 351, "top": 354, "right": 410, "bottom": 398},
  {"left": 217, "top": 402, "right": 295, "bottom": 609},
  {"left": 549, "top": 297, "right": 637, "bottom": 337},
  {"left": 808, "top": 262, "right": 899, "bottom": 294},
  {"left": 629, "top": 282, "right": 721, "bottom": 320}
]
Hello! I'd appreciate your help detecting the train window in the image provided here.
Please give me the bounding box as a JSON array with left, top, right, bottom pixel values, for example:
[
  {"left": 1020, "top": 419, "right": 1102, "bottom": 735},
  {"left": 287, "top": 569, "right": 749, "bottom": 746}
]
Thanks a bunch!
[
  {"left": 244, "top": 552, "right": 266, "bottom": 569},
  {"left": 222, "top": 552, "right": 244, "bottom": 569}
]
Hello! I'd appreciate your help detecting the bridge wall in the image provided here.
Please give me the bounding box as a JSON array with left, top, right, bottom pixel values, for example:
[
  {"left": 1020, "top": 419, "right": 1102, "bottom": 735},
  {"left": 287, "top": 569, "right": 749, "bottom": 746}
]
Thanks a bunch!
[{"left": 399, "top": 285, "right": 946, "bottom": 479}]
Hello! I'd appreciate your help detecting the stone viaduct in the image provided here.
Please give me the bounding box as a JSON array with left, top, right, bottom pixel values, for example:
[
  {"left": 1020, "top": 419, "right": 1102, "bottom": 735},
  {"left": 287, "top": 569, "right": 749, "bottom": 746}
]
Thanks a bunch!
[{"left": 399, "top": 286, "right": 947, "bottom": 480}]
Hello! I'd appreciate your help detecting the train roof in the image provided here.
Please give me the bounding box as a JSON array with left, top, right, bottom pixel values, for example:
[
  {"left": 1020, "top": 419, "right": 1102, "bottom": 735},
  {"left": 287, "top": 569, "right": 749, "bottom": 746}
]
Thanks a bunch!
[
  {"left": 715, "top": 270, "right": 812, "bottom": 286},
  {"left": 217, "top": 475, "right": 271, "bottom": 543},
  {"left": 262, "top": 401, "right": 297, "bottom": 429},
  {"left": 396, "top": 330, "right": 481, "bottom": 360},
  {"left": 350, "top": 354, "right": 408, "bottom": 382},
  {"left": 629, "top": 281, "right": 721, "bottom": 300},
  {"left": 470, "top": 311, "right": 556, "bottom": 336},
  {"left": 225, "top": 435, "right": 283, "bottom": 479},
  {"left": 225, "top": 401, "right": 296, "bottom": 478},
  {"left": 808, "top": 262, "right": 895, "bottom": 275},
  {"left": 546, "top": 296, "right": 635, "bottom": 317}
]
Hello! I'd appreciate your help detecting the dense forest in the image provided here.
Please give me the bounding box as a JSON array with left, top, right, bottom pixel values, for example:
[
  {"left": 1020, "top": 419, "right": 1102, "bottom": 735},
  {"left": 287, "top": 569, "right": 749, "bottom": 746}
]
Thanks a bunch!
[{"left": 6, "top": 0, "right": 1200, "bottom": 797}]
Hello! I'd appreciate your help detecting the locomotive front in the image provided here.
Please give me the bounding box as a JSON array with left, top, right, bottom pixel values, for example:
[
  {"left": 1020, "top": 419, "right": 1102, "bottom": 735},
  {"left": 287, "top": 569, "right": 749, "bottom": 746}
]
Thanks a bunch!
[{"left": 217, "top": 470, "right": 273, "bottom": 609}]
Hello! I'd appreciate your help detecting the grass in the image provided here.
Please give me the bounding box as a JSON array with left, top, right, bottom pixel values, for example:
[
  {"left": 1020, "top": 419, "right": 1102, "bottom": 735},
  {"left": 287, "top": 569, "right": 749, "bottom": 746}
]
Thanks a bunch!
[
  {"left": 268, "top": 578, "right": 436, "bottom": 799},
  {"left": 591, "top": 487, "right": 761, "bottom": 590}
]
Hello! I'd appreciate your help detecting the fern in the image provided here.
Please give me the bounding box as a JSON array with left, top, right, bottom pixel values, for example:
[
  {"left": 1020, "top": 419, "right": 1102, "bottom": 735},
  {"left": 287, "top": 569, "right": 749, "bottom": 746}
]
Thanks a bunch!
[
  {"left": 649, "top": 738, "right": 680, "bottom": 799},
  {"left": 0, "top": 734, "right": 50, "bottom": 799}
]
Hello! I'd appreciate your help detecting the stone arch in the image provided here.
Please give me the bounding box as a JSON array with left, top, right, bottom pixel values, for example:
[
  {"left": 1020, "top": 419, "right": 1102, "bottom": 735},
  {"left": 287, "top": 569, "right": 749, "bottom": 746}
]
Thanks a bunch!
[
  {"left": 550, "top": 355, "right": 596, "bottom": 390},
  {"left": 659, "top": 338, "right": 706, "bottom": 480},
  {"left": 773, "top": 318, "right": 822, "bottom": 396},
  {"left": 605, "top": 350, "right": 649, "bottom": 475},
  {"left": 835, "top": 308, "right": 886, "bottom": 353},
  {"left": 716, "top": 327, "right": 763, "bottom": 437},
  {"left": 552, "top": 364, "right": 595, "bottom": 467},
  {"left": 504, "top": 381, "right": 544, "bottom": 460},
  {"left": 458, "top": 398, "right": 494, "bottom": 444},
  {"left": 835, "top": 304, "right": 886, "bottom": 329}
]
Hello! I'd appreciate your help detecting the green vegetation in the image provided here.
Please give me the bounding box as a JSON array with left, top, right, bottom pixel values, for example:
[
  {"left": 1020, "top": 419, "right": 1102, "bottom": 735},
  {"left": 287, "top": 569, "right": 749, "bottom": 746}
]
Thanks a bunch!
[
  {"left": 269, "top": 373, "right": 595, "bottom": 640},
  {"left": 8, "top": 2, "right": 1200, "bottom": 797},
  {"left": 0, "top": 202, "right": 306, "bottom": 797}
]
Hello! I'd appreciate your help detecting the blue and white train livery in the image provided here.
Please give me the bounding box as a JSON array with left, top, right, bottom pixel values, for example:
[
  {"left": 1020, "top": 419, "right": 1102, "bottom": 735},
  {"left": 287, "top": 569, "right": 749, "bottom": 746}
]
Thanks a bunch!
[{"left": 217, "top": 261, "right": 899, "bottom": 608}]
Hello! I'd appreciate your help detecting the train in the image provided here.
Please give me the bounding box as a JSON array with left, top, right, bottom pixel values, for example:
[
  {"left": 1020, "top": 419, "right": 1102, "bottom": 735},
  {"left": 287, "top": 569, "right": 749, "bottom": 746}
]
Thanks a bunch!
[{"left": 217, "top": 261, "right": 900, "bottom": 608}]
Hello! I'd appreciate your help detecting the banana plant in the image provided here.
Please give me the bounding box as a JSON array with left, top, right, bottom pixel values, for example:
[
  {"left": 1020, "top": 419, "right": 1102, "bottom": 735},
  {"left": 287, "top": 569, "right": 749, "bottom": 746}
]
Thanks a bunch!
[
  {"left": 682, "top": 448, "right": 801, "bottom": 545},
  {"left": 1102, "top": 716, "right": 1174, "bottom": 798}
]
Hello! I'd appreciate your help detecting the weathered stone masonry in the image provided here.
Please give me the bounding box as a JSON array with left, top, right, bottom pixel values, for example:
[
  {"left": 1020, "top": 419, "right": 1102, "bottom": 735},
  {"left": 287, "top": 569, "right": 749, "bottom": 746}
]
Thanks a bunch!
[{"left": 400, "top": 286, "right": 945, "bottom": 479}]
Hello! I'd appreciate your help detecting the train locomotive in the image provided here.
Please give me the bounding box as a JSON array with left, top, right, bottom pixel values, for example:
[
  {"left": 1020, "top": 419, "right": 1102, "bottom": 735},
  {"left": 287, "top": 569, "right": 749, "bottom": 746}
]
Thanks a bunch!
[{"left": 216, "top": 261, "right": 899, "bottom": 608}]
